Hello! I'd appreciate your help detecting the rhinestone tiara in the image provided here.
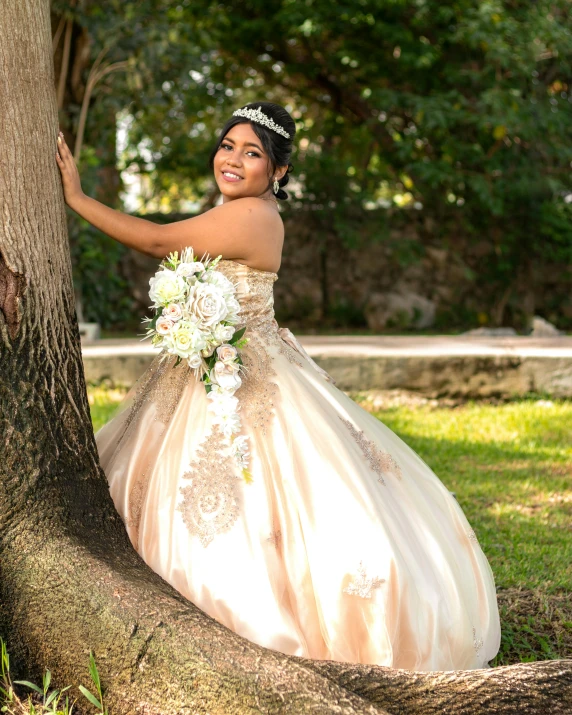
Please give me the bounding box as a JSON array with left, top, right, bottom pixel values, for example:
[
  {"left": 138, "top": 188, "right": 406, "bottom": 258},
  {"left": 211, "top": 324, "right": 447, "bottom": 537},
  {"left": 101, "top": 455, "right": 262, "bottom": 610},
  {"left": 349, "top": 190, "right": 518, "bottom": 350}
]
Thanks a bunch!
[{"left": 232, "top": 106, "right": 291, "bottom": 139}]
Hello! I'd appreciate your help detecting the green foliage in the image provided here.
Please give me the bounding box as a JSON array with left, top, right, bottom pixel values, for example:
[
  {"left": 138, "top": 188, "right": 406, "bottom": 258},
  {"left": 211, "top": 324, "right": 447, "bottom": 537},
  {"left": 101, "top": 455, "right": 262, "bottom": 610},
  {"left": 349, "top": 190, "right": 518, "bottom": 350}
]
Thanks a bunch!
[
  {"left": 68, "top": 213, "right": 133, "bottom": 328},
  {"left": 58, "top": 0, "right": 572, "bottom": 328},
  {"left": 326, "top": 293, "right": 368, "bottom": 329},
  {"left": 0, "top": 638, "right": 107, "bottom": 714},
  {"left": 78, "top": 651, "right": 107, "bottom": 714}
]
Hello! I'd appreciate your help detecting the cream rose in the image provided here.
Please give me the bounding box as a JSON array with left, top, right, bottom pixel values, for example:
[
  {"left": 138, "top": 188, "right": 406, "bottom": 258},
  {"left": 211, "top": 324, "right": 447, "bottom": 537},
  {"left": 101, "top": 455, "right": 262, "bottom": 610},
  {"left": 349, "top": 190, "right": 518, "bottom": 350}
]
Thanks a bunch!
[
  {"left": 186, "top": 283, "right": 228, "bottom": 328},
  {"left": 216, "top": 344, "right": 238, "bottom": 363},
  {"left": 149, "top": 269, "right": 187, "bottom": 306},
  {"left": 163, "top": 303, "right": 183, "bottom": 321},
  {"left": 155, "top": 316, "right": 175, "bottom": 335}
]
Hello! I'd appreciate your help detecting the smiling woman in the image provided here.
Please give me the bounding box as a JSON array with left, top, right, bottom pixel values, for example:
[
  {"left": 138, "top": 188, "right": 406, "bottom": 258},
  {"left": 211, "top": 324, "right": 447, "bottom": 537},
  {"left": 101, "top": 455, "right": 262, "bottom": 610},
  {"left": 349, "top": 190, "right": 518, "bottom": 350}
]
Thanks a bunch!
[{"left": 55, "top": 101, "right": 296, "bottom": 272}]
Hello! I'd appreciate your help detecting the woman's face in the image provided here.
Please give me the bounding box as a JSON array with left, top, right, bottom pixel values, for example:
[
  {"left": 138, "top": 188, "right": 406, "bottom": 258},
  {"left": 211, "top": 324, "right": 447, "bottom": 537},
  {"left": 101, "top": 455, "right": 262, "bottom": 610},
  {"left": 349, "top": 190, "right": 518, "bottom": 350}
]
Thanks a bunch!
[{"left": 213, "top": 122, "right": 284, "bottom": 202}]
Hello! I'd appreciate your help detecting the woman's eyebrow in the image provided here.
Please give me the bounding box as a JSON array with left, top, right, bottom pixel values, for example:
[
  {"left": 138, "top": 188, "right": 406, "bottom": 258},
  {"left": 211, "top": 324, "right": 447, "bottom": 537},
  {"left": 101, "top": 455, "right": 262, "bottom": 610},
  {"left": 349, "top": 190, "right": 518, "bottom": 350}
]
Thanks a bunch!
[{"left": 223, "top": 137, "right": 264, "bottom": 152}]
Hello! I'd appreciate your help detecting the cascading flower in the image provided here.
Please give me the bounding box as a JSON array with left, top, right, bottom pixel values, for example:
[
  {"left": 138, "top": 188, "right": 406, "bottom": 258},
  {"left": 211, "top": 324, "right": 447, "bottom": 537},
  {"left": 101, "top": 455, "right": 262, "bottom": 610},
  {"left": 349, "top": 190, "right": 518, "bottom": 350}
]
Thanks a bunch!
[{"left": 142, "top": 247, "right": 251, "bottom": 480}]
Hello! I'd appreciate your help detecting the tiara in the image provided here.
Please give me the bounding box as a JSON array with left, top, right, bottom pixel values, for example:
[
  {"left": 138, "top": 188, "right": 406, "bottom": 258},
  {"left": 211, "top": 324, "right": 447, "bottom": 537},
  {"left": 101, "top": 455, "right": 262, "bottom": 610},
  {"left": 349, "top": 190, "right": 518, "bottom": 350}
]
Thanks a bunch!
[{"left": 232, "top": 106, "right": 291, "bottom": 139}]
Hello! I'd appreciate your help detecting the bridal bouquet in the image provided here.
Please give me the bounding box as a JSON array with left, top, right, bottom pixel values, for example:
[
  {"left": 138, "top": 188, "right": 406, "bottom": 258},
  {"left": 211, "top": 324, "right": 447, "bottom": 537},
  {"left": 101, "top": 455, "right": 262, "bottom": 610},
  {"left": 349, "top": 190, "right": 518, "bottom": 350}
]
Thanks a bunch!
[{"left": 142, "top": 248, "right": 251, "bottom": 480}]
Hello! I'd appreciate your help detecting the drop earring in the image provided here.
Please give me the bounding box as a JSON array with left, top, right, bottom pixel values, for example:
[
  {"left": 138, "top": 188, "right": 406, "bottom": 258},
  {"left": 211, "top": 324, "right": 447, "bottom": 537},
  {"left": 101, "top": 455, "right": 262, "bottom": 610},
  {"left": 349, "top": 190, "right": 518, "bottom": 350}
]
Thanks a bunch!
[{"left": 273, "top": 178, "right": 280, "bottom": 194}]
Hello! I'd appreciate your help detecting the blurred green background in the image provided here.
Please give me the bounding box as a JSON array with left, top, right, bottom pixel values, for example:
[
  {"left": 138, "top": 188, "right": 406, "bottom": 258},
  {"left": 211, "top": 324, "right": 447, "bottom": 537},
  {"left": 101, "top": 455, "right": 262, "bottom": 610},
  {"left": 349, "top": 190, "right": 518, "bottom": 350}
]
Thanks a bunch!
[{"left": 52, "top": 0, "right": 572, "bottom": 334}]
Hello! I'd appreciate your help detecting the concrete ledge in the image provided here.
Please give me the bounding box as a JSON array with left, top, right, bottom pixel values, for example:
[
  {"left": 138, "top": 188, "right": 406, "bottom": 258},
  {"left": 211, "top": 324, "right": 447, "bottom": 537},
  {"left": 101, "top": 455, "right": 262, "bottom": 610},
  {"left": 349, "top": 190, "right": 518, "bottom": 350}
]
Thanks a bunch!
[{"left": 82, "top": 336, "right": 572, "bottom": 398}]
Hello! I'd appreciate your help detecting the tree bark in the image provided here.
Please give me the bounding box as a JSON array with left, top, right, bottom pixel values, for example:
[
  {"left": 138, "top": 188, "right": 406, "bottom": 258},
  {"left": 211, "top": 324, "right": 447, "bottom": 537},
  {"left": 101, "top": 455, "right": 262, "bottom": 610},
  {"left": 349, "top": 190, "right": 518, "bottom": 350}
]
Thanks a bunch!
[{"left": 0, "top": 1, "right": 571, "bottom": 714}]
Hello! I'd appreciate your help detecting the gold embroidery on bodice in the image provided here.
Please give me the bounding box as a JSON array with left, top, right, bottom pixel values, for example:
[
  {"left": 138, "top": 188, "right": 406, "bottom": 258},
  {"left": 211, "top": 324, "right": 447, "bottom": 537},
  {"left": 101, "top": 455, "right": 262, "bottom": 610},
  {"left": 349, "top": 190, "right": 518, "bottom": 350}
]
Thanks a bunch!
[
  {"left": 216, "top": 260, "right": 283, "bottom": 435},
  {"left": 216, "top": 259, "right": 279, "bottom": 335}
]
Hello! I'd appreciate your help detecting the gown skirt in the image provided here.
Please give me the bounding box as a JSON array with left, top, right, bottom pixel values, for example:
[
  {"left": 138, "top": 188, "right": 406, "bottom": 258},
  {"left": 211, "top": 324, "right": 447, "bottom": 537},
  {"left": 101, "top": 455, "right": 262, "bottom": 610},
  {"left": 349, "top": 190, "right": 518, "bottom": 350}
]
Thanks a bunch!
[{"left": 95, "top": 259, "right": 501, "bottom": 671}]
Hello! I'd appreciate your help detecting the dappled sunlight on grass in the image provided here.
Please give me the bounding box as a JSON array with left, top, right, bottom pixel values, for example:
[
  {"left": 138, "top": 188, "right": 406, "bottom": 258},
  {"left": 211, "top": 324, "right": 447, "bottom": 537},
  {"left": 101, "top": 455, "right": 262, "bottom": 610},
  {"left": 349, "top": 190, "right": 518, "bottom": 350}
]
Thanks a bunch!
[
  {"left": 89, "top": 384, "right": 128, "bottom": 433},
  {"left": 371, "top": 401, "right": 572, "bottom": 593},
  {"left": 367, "top": 397, "right": 572, "bottom": 665}
]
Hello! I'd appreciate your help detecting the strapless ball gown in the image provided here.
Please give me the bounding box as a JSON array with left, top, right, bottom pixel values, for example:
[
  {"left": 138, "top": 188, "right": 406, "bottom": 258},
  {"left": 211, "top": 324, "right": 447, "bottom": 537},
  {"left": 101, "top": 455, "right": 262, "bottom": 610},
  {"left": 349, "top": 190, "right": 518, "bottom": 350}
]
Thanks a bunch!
[{"left": 95, "top": 259, "right": 501, "bottom": 671}]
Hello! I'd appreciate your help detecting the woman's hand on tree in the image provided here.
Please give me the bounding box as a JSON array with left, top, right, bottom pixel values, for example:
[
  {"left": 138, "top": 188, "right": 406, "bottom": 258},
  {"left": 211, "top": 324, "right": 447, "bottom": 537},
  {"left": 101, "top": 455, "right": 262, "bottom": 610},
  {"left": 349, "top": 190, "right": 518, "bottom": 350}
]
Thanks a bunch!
[{"left": 55, "top": 130, "right": 84, "bottom": 208}]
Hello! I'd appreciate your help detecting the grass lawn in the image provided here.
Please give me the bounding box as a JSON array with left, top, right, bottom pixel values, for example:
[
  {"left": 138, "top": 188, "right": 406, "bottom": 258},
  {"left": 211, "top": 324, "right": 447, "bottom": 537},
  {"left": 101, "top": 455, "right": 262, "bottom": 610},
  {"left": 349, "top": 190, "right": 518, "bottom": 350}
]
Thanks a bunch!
[{"left": 90, "top": 388, "right": 572, "bottom": 668}]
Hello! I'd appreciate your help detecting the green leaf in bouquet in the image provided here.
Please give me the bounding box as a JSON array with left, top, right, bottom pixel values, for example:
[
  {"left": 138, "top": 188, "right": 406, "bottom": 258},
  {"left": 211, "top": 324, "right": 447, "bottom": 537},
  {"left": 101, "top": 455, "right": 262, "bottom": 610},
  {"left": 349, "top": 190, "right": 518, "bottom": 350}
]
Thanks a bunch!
[
  {"left": 174, "top": 356, "right": 182, "bottom": 367},
  {"left": 231, "top": 326, "right": 246, "bottom": 343},
  {"left": 166, "top": 250, "right": 180, "bottom": 268}
]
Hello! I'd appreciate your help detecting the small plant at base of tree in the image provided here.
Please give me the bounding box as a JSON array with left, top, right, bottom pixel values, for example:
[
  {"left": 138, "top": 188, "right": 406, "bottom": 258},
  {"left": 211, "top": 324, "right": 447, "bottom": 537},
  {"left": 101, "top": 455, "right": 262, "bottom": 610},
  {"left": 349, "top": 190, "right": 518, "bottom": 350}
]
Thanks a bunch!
[{"left": 0, "top": 639, "right": 107, "bottom": 715}]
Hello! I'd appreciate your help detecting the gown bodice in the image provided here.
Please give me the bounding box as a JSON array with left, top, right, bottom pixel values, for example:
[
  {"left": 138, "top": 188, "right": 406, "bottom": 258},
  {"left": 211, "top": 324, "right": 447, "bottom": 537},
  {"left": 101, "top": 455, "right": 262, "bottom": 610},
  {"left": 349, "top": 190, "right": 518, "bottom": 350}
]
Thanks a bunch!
[{"left": 217, "top": 259, "right": 279, "bottom": 335}]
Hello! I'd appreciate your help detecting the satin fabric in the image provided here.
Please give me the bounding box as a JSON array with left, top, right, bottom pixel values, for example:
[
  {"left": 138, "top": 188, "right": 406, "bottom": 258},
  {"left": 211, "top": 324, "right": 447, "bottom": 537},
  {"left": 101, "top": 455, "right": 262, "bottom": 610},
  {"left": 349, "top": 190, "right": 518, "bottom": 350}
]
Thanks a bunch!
[{"left": 95, "top": 259, "right": 501, "bottom": 671}]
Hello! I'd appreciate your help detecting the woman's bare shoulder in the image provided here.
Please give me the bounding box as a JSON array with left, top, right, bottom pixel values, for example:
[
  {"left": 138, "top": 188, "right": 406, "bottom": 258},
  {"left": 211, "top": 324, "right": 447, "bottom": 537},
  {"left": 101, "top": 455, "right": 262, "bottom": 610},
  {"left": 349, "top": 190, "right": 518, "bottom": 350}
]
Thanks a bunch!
[
  {"left": 209, "top": 198, "right": 284, "bottom": 270},
  {"left": 156, "top": 196, "right": 283, "bottom": 270},
  {"left": 213, "top": 196, "right": 283, "bottom": 225}
]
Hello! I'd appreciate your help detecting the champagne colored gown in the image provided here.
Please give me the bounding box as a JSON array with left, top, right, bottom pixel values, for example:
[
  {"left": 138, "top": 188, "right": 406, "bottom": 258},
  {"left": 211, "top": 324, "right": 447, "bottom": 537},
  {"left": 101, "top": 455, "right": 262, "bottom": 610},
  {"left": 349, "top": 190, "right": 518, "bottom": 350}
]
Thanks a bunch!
[{"left": 95, "top": 259, "right": 501, "bottom": 671}]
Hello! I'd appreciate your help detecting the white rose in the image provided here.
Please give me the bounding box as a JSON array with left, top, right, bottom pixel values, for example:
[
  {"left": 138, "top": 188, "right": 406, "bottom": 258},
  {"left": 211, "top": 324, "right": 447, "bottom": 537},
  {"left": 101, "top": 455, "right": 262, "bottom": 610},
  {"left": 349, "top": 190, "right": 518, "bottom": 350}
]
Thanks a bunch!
[
  {"left": 216, "top": 344, "right": 238, "bottom": 363},
  {"left": 187, "top": 353, "right": 203, "bottom": 369},
  {"left": 168, "top": 320, "right": 207, "bottom": 358},
  {"left": 186, "top": 283, "right": 228, "bottom": 328},
  {"left": 149, "top": 269, "right": 187, "bottom": 306},
  {"left": 231, "top": 435, "right": 250, "bottom": 468},
  {"left": 210, "top": 360, "right": 242, "bottom": 391},
  {"left": 155, "top": 316, "right": 175, "bottom": 335},
  {"left": 213, "top": 324, "right": 236, "bottom": 343},
  {"left": 163, "top": 303, "right": 183, "bottom": 321},
  {"left": 203, "top": 270, "right": 235, "bottom": 295},
  {"left": 177, "top": 262, "right": 204, "bottom": 277},
  {"left": 224, "top": 296, "right": 241, "bottom": 323}
]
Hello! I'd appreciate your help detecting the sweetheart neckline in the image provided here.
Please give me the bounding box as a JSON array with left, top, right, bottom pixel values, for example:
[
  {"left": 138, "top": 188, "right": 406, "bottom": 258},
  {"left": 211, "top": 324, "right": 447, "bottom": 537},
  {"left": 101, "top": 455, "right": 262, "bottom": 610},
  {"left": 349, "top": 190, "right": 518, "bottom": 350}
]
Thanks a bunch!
[{"left": 219, "top": 258, "right": 279, "bottom": 277}]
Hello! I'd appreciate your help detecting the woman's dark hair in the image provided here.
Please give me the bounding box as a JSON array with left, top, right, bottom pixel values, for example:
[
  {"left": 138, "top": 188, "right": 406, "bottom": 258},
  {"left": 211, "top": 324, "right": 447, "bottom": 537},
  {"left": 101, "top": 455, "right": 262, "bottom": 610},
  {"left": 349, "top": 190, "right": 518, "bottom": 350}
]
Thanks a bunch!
[{"left": 208, "top": 101, "right": 296, "bottom": 200}]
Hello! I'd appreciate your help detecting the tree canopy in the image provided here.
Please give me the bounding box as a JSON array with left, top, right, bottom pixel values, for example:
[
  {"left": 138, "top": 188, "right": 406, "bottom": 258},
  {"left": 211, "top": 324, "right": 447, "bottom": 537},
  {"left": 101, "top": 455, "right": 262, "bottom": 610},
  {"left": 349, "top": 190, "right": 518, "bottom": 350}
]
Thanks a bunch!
[{"left": 53, "top": 0, "right": 572, "bottom": 330}]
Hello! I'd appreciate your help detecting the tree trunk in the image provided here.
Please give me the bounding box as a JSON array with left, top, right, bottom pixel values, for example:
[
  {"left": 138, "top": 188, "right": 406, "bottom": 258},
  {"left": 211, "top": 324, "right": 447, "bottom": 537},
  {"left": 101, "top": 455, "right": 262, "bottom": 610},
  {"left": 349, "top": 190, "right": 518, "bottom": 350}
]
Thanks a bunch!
[{"left": 0, "top": 2, "right": 571, "bottom": 713}]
